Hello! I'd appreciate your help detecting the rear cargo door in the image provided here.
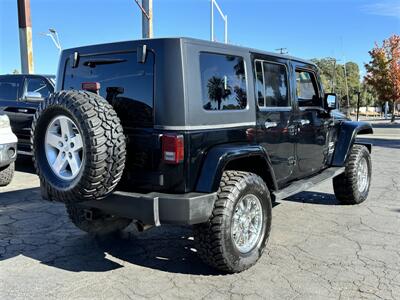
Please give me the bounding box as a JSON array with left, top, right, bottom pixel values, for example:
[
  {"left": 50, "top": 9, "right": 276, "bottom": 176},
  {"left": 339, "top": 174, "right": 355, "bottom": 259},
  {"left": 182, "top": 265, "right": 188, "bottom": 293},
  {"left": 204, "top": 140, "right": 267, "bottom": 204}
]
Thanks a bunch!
[{"left": 63, "top": 51, "right": 156, "bottom": 180}]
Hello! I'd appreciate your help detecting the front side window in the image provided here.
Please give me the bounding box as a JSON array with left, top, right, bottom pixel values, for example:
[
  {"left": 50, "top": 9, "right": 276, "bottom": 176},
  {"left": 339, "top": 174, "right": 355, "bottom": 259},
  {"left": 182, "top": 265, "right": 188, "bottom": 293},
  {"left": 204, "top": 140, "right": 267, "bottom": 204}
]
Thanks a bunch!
[
  {"left": 256, "top": 61, "right": 289, "bottom": 107},
  {"left": 26, "top": 78, "right": 51, "bottom": 98},
  {"left": 200, "top": 53, "right": 247, "bottom": 110},
  {"left": 0, "top": 77, "right": 22, "bottom": 101},
  {"left": 296, "top": 70, "right": 320, "bottom": 106}
]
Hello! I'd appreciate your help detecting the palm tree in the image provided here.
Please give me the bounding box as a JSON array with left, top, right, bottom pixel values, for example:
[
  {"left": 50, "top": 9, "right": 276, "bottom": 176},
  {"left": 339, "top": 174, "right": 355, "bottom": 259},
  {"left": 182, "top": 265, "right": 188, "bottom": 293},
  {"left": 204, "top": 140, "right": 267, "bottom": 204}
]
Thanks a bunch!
[{"left": 207, "top": 76, "right": 231, "bottom": 110}]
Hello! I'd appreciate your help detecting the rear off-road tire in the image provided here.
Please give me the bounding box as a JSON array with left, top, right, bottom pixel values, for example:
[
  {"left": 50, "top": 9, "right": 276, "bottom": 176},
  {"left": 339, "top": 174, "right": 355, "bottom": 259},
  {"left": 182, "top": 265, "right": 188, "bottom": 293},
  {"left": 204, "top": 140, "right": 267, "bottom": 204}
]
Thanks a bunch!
[
  {"left": 194, "top": 171, "right": 272, "bottom": 273},
  {"left": 66, "top": 204, "right": 131, "bottom": 236},
  {"left": 0, "top": 163, "right": 15, "bottom": 186},
  {"left": 31, "top": 90, "right": 126, "bottom": 203},
  {"left": 333, "top": 144, "right": 372, "bottom": 205}
]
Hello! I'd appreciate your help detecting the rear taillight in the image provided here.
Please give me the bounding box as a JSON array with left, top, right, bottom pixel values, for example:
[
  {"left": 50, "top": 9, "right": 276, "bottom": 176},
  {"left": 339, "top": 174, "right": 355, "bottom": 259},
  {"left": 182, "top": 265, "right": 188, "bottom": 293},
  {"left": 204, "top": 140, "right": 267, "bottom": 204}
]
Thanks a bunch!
[
  {"left": 82, "top": 82, "right": 100, "bottom": 93},
  {"left": 162, "top": 134, "right": 184, "bottom": 164}
]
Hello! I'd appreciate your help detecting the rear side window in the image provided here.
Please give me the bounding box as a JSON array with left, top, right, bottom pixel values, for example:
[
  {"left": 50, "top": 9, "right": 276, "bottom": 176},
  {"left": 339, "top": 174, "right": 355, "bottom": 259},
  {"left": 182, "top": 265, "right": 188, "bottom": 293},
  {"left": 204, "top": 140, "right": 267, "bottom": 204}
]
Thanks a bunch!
[
  {"left": 63, "top": 52, "right": 154, "bottom": 127},
  {"left": 255, "top": 60, "right": 289, "bottom": 108},
  {"left": 200, "top": 52, "right": 247, "bottom": 111},
  {"left": 0, "top": 77, "right": 22, "bottom": 101}
]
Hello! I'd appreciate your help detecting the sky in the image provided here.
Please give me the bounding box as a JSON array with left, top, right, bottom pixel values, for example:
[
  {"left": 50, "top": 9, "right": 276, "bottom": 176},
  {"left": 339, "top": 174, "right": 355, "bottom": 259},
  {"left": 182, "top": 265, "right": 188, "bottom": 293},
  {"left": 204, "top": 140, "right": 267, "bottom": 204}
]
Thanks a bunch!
[{"left": 0, "top": 0, "right": 399, "bottom": 76}]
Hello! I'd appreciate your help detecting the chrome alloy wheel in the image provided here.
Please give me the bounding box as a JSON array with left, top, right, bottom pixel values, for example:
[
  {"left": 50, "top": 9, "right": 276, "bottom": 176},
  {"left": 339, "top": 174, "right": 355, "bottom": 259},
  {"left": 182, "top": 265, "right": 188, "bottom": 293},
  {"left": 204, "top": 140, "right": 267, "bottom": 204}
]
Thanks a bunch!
[
  {"left": 45, "top": 116, "right": 84, "bottom": 181},
  {"left": 357, "top": 157, "right": 369, "bottom": 193},
  {"left": 231, "top": 194, "right": 264, "bottom": 253}
]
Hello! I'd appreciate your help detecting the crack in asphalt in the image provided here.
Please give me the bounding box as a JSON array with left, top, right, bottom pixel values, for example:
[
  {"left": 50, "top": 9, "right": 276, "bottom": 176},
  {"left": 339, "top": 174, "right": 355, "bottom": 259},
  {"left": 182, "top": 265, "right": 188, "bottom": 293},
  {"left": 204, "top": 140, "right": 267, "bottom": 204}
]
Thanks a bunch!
[{"left": 0, "top": 143, "right": 399, "bottom": 299}]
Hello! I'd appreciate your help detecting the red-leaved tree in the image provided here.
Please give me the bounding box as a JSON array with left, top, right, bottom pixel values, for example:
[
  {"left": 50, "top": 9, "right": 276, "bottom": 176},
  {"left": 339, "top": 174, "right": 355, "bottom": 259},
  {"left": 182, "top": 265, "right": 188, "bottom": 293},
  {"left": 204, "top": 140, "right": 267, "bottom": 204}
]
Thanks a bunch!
[{"left": 365, "top": 34, "right": 400, "bottom": 122}]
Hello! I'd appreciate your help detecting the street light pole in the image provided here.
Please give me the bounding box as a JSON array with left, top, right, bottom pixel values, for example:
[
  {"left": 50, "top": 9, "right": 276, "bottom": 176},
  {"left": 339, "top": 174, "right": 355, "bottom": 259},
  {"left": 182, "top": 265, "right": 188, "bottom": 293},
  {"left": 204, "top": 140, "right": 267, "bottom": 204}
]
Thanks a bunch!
[
  {"left": 356, "top": 91, "right": 361, "bottom": 121},
  {"left": 41, "top": 28, "right": 61, "bottom": 53},
  {"left": 134, "top": 0, "right": 153, "bottom": 39},
  {"left": 210, "top": 0, "right": 228, "bottom": 43},
  {"left": 142, "top": 0, "right": 153, "bottom": 38}
]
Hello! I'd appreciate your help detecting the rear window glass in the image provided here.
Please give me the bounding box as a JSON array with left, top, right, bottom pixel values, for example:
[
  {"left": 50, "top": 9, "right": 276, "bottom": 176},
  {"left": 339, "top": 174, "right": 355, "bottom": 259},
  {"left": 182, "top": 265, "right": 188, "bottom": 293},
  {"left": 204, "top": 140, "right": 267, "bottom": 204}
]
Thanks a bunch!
[
  {"left": 63, "top": 52, "right": 154, "bottom": 127},
  {"left": 200, "top": 52, "right": 247, "bottom": 111},
  {"left": 0, "top": 77, "right": 22, "bottom": 101}
]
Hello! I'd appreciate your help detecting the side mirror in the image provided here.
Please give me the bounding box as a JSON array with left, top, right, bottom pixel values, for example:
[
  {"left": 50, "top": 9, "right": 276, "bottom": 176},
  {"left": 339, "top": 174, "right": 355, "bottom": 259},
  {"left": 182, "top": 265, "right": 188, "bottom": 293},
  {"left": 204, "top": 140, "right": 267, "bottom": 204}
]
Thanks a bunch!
[
  {"left": 325, "top": 93, "right": 337, "bottom": 110},
  {"left": 24, "top": 92, "right": 44, "bottom": 102}
]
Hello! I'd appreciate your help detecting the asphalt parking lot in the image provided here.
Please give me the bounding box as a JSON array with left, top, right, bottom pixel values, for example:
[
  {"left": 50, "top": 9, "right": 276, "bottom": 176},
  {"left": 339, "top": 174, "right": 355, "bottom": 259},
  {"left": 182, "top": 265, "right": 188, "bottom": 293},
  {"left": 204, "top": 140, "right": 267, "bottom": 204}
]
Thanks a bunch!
[{"left": 0, "top": 121, "right": 399, "bottom": 299}]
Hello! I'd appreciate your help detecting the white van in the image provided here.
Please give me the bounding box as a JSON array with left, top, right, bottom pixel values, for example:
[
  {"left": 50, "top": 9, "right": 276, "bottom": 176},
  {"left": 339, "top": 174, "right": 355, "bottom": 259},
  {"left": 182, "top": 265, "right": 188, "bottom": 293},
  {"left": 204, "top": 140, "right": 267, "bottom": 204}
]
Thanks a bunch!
[{"left": 0, "top": 113, "right": 17, "bottom": 186}]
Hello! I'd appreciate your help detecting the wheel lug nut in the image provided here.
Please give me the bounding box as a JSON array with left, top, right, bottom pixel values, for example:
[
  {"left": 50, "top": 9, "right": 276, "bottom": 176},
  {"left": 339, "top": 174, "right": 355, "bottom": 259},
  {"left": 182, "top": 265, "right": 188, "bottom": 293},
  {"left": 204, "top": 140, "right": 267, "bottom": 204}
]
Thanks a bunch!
[{"left": 68, "top": 152, "right": 72, "bottom": 159}]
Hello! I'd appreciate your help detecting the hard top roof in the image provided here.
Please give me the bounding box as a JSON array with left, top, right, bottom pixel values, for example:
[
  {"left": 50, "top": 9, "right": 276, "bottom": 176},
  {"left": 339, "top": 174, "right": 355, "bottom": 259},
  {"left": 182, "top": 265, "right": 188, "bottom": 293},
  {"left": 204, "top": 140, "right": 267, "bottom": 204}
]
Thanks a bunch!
[{"left": 63, "top": 37, "right": 316, "bottom": 67}]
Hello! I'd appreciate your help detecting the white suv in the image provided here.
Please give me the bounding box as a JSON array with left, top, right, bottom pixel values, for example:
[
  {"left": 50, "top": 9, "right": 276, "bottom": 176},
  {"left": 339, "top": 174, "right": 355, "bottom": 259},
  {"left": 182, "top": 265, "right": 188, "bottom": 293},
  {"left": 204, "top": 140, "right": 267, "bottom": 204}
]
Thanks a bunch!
[{"left": 0, "top": 113, "right": 17, "bottom": 186}]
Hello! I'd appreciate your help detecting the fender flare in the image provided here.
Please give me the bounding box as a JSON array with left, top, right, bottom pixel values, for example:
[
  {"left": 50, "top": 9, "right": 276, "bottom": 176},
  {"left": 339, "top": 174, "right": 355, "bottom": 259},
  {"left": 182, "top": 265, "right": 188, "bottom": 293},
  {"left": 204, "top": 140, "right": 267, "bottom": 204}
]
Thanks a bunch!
[
  {"left": 331, "top": 121, "right": 373, "bottom": 167},
  {"left": 195, "top": 144, "right": 278, "bottom": 193}
]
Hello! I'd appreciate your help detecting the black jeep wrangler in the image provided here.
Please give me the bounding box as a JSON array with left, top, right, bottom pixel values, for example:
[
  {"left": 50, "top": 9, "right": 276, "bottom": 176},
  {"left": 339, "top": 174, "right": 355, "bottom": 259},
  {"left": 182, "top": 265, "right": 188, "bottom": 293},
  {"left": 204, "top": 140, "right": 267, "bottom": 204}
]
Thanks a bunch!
[{"left": 32, "top": 38, "right": 373, "bottom": 273}]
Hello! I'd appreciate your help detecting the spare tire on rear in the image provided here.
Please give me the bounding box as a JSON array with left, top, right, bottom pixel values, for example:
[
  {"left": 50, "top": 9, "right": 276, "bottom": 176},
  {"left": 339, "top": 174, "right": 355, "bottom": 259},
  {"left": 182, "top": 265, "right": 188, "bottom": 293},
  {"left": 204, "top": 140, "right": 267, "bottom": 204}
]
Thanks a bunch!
[{"left": 31, "top": 90, "right": 126, "bottom": 203}]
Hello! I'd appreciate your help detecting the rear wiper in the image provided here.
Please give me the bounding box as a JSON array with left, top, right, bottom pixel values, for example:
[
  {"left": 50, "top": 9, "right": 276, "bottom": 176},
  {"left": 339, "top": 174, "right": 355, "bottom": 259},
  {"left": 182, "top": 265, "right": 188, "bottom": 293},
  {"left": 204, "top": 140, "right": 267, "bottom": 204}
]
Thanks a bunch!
[{"left": 83, "top": 58, "right": 126, "bottom": 68}]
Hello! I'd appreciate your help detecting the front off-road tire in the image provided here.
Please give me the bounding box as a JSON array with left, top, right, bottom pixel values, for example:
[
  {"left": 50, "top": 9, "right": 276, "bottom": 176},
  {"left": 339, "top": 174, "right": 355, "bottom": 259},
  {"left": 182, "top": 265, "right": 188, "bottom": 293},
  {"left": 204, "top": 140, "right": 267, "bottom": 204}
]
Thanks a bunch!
[
  {"left": 194, "top": 171, "right": 272, "bottom": 273},
  {"left": 333, "top": 144, "right": 372, "bottom": 205},
  {"left": 0, "top": 163, "right": 15, "bottom": 186},
  {"left": 66, "top": 204, "right": 131, "bottom": 236},
  {"left": 32, "top": 90, "right": 126, "bottom": 203}
]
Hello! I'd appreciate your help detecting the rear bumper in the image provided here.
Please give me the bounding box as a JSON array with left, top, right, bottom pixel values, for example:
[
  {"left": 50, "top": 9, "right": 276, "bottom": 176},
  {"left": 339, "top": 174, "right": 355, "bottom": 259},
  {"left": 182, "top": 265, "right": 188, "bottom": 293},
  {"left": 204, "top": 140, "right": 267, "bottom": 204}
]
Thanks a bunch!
[
  {"left": 79, "top": 191, "right": 217, "bottom": 225},
  {"left": 0, "top": 143, "right": 17, "bottom": 168}
]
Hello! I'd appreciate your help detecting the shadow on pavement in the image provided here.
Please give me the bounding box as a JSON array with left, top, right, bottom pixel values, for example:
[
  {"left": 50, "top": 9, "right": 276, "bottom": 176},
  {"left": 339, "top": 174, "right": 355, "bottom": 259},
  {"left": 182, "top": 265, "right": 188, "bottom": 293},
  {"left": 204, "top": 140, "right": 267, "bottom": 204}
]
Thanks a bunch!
[
  {"left": 0, "top": 187, "right": 219, "bottom": 275},
  {"left": 15, "top": 155, "right": 36, "bottom": 175},
  {"left": 371, "top": 122, "right": 400, "bottom": 129},
  {"left": 0, "top": 183, "right": 344, "bottom": 275},
  {"left": 283, "top": 191, "right": 340, "bottom": 205},
  {"left": 356, "top": 138, "right": 400, "bottom": 149}
]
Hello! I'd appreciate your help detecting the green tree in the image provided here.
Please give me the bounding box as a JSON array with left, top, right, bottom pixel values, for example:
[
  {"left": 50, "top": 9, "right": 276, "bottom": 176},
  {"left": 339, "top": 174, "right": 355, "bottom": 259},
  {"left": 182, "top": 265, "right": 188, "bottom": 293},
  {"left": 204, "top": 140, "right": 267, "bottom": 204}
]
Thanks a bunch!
[
  {"left": 360, "top": 81, "right": 376, "bottom": 108},
  {"left": 345, "top": 62, "right": 361, "bottom": 107},
  {"left": 311, "top": 58, "right": 335, "bottom": 91},
  {"left": 312, "top": 58, "right": 362, "bottom": 110}
]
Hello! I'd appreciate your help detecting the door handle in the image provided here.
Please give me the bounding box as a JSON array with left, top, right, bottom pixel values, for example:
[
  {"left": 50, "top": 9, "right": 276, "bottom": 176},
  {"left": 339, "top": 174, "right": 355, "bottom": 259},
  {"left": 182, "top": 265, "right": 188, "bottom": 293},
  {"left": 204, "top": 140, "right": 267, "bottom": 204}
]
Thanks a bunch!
[
  {"left": 295, "top": 119, "right": 310, "bottom": 126},
  {"left": 17, "top": 108, "right": 28, "bottom": 113},
  {"left": 265, "top": 121, "right": 278, "bottom": 129}
]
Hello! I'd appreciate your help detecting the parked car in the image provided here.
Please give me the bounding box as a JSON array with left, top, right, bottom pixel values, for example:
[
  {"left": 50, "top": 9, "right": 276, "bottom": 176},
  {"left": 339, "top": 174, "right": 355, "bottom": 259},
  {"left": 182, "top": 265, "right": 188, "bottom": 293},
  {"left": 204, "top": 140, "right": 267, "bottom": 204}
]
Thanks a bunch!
[
  {"left": 0, "top": 74, "right": 55, "bottom": 154},
  {"left": 0, "top": 113, "right": 17, "bottom": 186},
  {"left": 31, "top": 38, "right": 373, "bottom": 273}
]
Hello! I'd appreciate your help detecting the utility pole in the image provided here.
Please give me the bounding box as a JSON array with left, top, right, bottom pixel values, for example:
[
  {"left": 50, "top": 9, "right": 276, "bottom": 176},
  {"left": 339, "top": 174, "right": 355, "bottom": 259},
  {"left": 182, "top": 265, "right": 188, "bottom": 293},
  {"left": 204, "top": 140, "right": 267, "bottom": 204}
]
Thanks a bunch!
[
  {"left": 343, "top": 59, "right": 350, "bottom": 117},
  {"left": 331, "top": 59, "right": 336, "bottom": 93},
  {"left": 134, "top": 0, "right": 153, "bottom": 38},
  {"left": 17, "top": 0, "right": 34, "bottom": 74},
  {"left": 326, "top": 57, "right": 340, "bottom": 93},
  {"left": 275, "top": 48, "right": 288, "bottom": 55},
  {"left": 210, "top": 0, "right": 228, "bottom": 43}
]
